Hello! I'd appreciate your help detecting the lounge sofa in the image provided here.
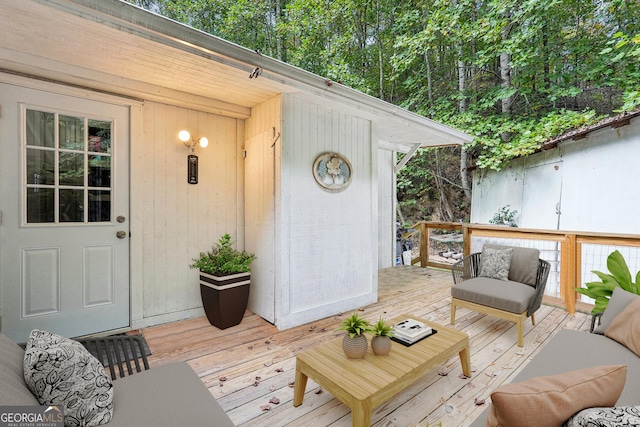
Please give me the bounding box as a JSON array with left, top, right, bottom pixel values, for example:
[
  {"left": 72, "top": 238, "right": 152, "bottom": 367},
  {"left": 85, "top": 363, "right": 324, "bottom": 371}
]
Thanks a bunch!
[
  {"left": 0, "top": 331, "right": 235, "bottom": 427},
  {"left": 470, "top": 286, "right": 640, "bottom": 427}
]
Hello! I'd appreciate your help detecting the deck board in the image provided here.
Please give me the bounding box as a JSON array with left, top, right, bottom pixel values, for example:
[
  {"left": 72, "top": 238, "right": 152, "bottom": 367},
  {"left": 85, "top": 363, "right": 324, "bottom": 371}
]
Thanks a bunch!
[{"left": 142, "top": 266, "right": 590, "bottom": 427}]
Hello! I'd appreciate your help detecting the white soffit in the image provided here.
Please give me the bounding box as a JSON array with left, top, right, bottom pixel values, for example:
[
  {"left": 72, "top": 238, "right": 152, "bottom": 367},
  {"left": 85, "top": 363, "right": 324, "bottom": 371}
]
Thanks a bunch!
[{"left": 1, "top": 0, "right": 473, "bottom": 147}]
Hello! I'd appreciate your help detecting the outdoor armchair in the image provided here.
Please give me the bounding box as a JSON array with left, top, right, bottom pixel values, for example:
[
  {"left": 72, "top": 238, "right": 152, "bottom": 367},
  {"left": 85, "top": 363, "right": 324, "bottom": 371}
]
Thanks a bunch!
[{"left": 450, "top": 244, "right": 551, "bottom": 346}]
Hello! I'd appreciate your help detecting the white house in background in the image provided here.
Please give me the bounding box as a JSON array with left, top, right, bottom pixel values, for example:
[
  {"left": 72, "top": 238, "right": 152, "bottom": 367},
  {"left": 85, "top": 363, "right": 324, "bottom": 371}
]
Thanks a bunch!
[
  {"left": 470, "top": 110, "right": 640, "bottom": 233},
  {"left": 0, "top": 0, "right": 472, "bottom": 342}
]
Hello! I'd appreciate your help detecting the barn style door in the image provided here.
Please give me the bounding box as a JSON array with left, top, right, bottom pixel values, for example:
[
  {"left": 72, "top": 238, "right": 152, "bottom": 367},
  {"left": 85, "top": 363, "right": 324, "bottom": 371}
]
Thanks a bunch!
[
  {"left": 244, "top": 131, "right": 276, "bottom": 324},
  {"left": 0, "top": 82, "right": 130, "bottom": 342}
]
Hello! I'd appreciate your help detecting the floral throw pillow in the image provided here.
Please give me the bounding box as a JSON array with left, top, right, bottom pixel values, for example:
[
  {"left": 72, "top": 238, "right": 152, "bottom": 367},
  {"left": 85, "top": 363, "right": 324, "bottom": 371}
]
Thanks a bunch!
[
  {"left": 23, "top": 330, "right": 113, "bottom": 426},
  {"left": 563, "top": 406, "right": 640, "bottom": 427},
  {"left": 479, "top": 247, "right": 513, "bottom": 281}
]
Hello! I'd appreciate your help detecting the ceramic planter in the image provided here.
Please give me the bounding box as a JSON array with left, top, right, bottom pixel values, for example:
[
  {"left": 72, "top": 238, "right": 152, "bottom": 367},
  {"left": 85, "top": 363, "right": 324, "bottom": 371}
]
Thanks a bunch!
[
  {"left": 371, "top": 336, "right": 392, "bottom": 355},
  {"left": 199, "top": 271, "right": 250, "bottom": 329},
  {"left": 342, "top": 333, "right": 368, "bottom": 359}
]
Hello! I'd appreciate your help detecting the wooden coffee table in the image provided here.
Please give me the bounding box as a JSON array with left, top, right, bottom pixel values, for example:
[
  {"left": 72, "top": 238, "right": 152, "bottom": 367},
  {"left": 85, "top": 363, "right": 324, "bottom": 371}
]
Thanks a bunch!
[{"left": 293, "top": 314, "right": 471, "bottom": 427}]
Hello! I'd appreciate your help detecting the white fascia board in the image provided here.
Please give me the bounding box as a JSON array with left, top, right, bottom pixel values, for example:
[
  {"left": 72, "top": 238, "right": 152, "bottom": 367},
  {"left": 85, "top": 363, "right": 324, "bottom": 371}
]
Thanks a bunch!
[{"left": 43, "top": 0, "right": 473, "bottom": 146}]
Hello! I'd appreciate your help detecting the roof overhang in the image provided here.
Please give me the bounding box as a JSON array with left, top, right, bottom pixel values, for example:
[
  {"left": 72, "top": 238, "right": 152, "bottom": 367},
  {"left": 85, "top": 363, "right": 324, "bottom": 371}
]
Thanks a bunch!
[{"left": 0, "top": 0, "right": 473, "bottom": 152}]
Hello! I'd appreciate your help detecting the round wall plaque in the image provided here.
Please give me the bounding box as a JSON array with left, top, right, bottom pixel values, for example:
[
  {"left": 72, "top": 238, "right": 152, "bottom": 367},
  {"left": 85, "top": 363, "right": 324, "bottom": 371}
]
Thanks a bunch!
[{"left": 313, "top": 152, "right": 352, "bottom": 190}]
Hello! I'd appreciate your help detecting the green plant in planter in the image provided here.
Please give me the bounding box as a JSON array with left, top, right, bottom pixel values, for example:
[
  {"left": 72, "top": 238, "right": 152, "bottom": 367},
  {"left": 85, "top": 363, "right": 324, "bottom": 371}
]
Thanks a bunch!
[
  {"left": 371, "top": 317, "right": 394, "bottom": 337},
  {"left": 190, "top": 234, "right": 256, "bottom": 275},
  {"left": 338, "top": 312, "right": 372, "bottom": 338},
  {"left": 576, "top": 250, "right": 640, "bottom": 314}
]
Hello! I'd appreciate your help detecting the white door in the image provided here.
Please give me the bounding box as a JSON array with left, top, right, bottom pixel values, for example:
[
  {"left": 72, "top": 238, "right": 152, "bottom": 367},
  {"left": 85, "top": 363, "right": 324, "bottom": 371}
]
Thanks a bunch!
[
  {"left": 245, "top": 132, "right": 275, "bottom": 323},
  {"left": 521, "top": 161, "right": 563, "bottom": 230},
  {"left": 0, "top": 82, "right": 130, "bottom": 343}
]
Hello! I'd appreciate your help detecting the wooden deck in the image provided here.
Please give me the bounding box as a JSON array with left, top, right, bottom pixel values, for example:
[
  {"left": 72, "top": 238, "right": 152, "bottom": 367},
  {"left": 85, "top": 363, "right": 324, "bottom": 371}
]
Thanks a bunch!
[{"left": 142, "top": 266, "right": 591, "bottom": 427}]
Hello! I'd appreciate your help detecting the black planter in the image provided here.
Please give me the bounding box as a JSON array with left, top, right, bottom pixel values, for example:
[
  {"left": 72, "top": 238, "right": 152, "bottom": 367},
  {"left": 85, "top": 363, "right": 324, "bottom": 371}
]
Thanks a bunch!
[{"left": 199, "top": 271, "right": 250, "bottom": 329}]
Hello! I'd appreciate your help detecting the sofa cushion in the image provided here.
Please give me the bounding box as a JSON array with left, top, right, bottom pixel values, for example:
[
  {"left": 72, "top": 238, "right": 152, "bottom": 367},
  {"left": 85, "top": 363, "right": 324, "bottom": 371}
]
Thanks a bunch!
[
  {"left": 485, "top": 365, "right": 627, "bottom": 427},
  {"left": 451, "top": 277, "right": 536, "bottom": 314},
  {"left": 23, "top": 330, "right": 113, "bottom": 426},
  {"left": 0, "top": 333, "right": 40, "bottom": 406},
  {"left": 605, "top": 296, "right": 640, "bottom": 357},
  {"left": 107, "top": 362, "right": 236, "bottom": 427},
  {"left": 479, "top": 247, "right": 513, "bottom": 281},
  {"left": 564, "top": 406, "right": 640, "bottom": 427},
  {"left": 483, "top": 244, "right": 540, "bottom": 287},
  {"left": 469, "top": 330, "right": 640, "bottom": 427},
  {"left": 594, "top": 287, "right": 639, "bottom": 334}
]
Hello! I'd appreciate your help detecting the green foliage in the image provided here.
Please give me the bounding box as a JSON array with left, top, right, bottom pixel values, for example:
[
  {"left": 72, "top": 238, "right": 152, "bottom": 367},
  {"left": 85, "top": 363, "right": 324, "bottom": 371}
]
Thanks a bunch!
[
  {"left": 136, "top": 0, "right": 640, "bottom": 225},
  {"left": 190, "top": 234, "right": 256, "bottom": 275},
  {"left": 371, "top": 317, "right": 394, "bottom": 337},
  {"left": 488, "top": 205, "right": 518, "bottom": 227},
  {"left": 575, "top": 250, "right": 640, "bottom": 314},
  {"left": 337, "top": 312, "right": 372, "bottom": 338}
]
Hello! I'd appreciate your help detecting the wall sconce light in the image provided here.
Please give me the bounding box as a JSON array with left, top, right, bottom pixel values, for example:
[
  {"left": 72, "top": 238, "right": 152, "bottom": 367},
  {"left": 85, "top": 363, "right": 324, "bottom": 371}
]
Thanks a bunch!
[
  {"left": 178, "top": 130, "right": 208, "bottom": 185},
  {"left": 178, "top": 130, "right": 208, "bottom": 151}
]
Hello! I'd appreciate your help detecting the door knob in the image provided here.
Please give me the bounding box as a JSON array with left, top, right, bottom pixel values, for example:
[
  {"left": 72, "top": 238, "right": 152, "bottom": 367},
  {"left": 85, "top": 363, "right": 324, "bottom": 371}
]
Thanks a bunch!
[{"left": 116, "top": 231, "right": 127, "bottom": 239}]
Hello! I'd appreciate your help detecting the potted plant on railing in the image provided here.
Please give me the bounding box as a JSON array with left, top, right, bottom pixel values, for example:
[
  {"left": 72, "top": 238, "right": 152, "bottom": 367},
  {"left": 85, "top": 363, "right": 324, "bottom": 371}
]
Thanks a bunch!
[
  {"left": 337, "top": 312, "right": 372, "bottom": 359},
  {"left": 190, "top": 234, "right": 256, "bottom": 329},
  {"left": 371, "top": 317, "right": 394, "bottom": 355}
]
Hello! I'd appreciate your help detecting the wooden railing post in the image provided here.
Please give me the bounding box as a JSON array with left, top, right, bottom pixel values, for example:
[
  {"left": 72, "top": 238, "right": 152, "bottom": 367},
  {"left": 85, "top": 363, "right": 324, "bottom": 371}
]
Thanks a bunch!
[{"left": 561, "top": 234, "right": 577, "bottom": 314}]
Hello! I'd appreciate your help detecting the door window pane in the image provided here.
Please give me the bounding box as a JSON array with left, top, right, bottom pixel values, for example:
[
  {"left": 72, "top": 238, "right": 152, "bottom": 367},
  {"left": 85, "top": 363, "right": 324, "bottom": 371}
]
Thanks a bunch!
[
  {"left": 88, "top": 120, "right": 111, "bottom": 153},
  {"left": 59, "top": 189, "right": 84, "bottom": 222},
  {"left": 59, "top": 152, "right": 85, "bottom": 186},
  {"left": 89, "top": 190, "right": 111, "bottom": 222},
  {"left": 24, "top": 109, "right": 114, "bottom": 224},
  {"left": 59, "top": 115, "right": 84, "bottom": 150},
  {"left": 26, "top": 149, "right": 55, "bottom": 185},
  {"left": 88, "top": 155, "right": 111, "bottom": 188},
  {"left": 26, "top": 110, "right": 54, "bottom": 148},
  {"left": 26, "top": 188, "right": 55, "bottom": 223}
]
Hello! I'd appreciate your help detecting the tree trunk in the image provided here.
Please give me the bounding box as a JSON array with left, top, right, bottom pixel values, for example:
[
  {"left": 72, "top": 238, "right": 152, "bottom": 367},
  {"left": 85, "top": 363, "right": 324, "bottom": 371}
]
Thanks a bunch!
[
  {"left": 500, "top": 10, "right": 514, "bottom": 141},
  {"left": 424, "top": 49, "right": 433, "bottom": 107}
]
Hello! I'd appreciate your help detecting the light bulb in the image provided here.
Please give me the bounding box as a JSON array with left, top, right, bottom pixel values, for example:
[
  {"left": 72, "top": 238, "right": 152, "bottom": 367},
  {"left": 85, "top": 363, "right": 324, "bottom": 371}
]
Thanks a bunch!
[
  {"left": 178, "top": 130, "right": 191, "bottom": 142},
  {"left": 199, "top": 137, "right": 209, "bottom": 148}
]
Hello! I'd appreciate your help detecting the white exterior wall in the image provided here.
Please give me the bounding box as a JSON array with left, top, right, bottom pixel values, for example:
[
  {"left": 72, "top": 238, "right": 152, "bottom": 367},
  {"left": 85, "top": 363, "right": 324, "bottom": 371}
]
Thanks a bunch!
[
  {"left": 275, "top": 94, "right": 378, "bottom": 329},
  {"left": 130, "top": 102, "right": 244, "bottom": 329},
  {"left": 378, "top": 149, "right": 396, "bottom": 268},
  {"left": 471, "top": 115, "right": 640, "bottom": 234}
]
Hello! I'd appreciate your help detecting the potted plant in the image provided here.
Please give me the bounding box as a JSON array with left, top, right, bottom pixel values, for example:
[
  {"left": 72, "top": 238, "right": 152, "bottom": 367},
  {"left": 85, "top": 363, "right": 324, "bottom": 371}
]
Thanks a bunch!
[
  {"left": 190, "top": 234, "right": 256, "bottom": 329},
  {"left": 371, "top": 317, "right": 394, "bottom": 355},
  {"left": 337, "top": 312, "right": 372, "bottom": 359},
  {"left": 576, "top": 250, "right": 640, "bottom": 314}
]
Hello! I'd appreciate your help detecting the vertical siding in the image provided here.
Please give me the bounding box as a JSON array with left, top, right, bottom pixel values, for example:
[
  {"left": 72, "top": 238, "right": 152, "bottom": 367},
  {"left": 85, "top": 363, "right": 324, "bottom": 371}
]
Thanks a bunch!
[
  {"left": 244, "top": 95, "right": 281, "bottom": 323},
  {"left": 278, "top": 94, "right": 377, "bottom": 328},
  {"left": 377, "top": 149, "right": 395, "bottom": 268},
  {"left": 130, "top": 101, "right": 242, "bottom": 328}
]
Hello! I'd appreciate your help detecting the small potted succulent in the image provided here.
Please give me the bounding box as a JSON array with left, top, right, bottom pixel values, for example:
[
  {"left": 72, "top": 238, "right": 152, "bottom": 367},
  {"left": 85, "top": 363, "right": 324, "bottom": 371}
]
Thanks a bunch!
[
  {"left": 190, "top": 234, "right": 256, "bottom": 329},
  {"left": 337, "top": 312, "right": 372, "bottom": 359},
  {"left": 371, "top": 317, "right": 394, "bottom": 355}
]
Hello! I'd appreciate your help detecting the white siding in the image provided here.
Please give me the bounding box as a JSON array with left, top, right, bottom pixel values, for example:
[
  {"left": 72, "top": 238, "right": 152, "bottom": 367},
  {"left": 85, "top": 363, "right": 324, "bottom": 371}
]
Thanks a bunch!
[
  {"left": 130, "top": 102, "right": 243, "bottom": 328},
  {"left": 378, "top": 149, "right": 395, "bottom": 268},
  {"left": 276, "top": 94, "right": 377, "bottom": 329},
  {"left": 471, "top": 115, "right": 640, "bottom": 234},
  {"left": 244, "top": 95, "right": 281, "bottom": 324}
]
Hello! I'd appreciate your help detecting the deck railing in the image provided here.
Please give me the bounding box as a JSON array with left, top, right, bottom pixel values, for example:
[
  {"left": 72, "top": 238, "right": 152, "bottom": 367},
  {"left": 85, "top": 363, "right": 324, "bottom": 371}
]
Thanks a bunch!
[{"left": 410, "top": 221, "right": 640, "bottom": 314}]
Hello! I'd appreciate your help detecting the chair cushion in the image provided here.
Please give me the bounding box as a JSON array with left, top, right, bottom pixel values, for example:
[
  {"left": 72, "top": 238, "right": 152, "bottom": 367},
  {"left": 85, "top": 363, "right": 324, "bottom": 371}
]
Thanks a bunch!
[
  {"left": 593, "top": 287, "right": 639, "bottom": 334},
  {"left": 485, "top": 365, "right": 627, "bottom": 427},
  {"left": 0, "top": 333, "right": 40, "bottom": 406},
  {"left": 479, "top": 247, "right": 513, "bottom": 281},
  {"left": 452, "top": 277, "right": 536, "bottom": 314},
  {"left": 605, "top": 296, "right": 640, "bottom": 357},
  {"left": 23, "top": 330, "right": 114, "bottom": 426},
  {"left": 483, "top": 244, "right": 540, "bottom": 287}
]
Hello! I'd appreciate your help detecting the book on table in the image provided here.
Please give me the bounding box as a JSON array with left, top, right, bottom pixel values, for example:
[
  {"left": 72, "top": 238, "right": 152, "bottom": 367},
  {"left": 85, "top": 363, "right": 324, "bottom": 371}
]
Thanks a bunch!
[{"left": 391, "top": 319, "right": 436, "bottom": 345}]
